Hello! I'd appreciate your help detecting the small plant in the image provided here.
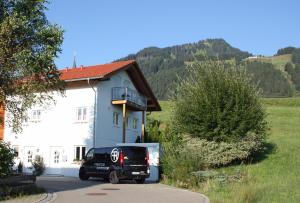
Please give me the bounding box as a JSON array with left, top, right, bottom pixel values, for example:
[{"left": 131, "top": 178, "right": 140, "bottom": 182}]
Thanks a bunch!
[{"left": 32, "top": 155, "right": 45, "bottom": 176}]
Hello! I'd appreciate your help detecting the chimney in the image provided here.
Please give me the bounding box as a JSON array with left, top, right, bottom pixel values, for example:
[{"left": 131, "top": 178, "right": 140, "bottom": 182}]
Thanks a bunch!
[{"left": 80, "top": 65, "right": 83, "bottom": 70}]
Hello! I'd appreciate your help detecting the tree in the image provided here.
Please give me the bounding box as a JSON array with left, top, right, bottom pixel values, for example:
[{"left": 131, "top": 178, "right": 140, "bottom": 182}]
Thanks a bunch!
[
  {"left": 276, "top": 46, "right": 296, "bottom": 56},
  {"left": 0, "top": 141, "right": 15, "bottom": 177},
  {"left": 172, "top": 60, "right": 267, "bottom": 143},
  {"left": 0, "top": 0, "right": 64, "bottom": 132},
  {"left": 292, "top": 48, "right": 300, "bottom": 64}
]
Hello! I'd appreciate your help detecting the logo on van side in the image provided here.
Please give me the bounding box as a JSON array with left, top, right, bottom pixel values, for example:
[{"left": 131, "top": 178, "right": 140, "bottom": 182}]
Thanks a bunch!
[{"left": 110, "top": 148, "right": 119, "bottom": 162}]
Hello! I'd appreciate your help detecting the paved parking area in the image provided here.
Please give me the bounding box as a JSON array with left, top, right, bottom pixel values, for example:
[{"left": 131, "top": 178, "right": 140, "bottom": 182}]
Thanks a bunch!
[{"left": 36, "top": 176, "right": 209, "bottom": 203}]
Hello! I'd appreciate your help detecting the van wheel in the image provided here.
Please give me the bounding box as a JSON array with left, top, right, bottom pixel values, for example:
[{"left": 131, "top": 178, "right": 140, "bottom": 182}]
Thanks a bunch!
[
  {"left": 135, "top": 178, "right": 145, "bottom": 184},
  {"left": 79, "top": 168, "right": 89, "bottom": 180},
  {"left": 109, "top": 171, "right": 119, "bottom": 184}
]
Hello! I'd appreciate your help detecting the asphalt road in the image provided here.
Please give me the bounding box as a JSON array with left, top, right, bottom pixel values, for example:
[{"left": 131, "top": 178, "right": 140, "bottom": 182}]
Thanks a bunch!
[{"left": 36, "top": 176, "right": 209, "bottom": 203}]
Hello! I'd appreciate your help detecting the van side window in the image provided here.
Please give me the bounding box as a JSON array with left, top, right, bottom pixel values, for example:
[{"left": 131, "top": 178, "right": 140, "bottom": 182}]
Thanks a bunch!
[{"left": 86, "top": 149, "right": 94, "bottom": 160}]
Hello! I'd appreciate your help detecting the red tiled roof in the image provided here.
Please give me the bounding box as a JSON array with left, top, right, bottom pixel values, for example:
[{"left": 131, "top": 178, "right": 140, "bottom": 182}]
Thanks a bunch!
[{"left": 59, "top": 60, "right": 135, "bottom": 81}]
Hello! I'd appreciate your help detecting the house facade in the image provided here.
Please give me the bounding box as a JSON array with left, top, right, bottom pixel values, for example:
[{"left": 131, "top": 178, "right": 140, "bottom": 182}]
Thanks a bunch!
[{"left": 0, "top": 60, "right": 160, "bottom": 176}]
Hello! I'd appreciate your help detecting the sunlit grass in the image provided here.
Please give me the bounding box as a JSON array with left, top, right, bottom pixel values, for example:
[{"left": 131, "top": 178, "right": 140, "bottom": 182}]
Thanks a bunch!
[{"left": 151, "top": 98, "right": 300, "bottom": 202}]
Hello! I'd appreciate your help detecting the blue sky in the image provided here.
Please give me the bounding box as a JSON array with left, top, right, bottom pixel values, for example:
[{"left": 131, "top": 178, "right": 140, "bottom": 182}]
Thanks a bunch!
[{"left": 46, "top": 0, "right": 300, "bottom": 68}]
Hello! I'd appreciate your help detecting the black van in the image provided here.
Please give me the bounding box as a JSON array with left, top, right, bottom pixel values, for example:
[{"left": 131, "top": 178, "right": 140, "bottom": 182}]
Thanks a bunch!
[{"left": 79, "top": 146, "right": 150, "bottom": 184}]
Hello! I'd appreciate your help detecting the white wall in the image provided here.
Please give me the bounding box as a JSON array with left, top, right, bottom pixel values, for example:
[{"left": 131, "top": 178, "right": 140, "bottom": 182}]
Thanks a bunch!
[
  {"left": 95, "top": 71, "right": 143, "bottom": 147},
  {"left": 3, "top": 70, "right": 146, "bottom": 176},
  {"left": 4, "top": 86, "right": 96, "bottom": 175}
]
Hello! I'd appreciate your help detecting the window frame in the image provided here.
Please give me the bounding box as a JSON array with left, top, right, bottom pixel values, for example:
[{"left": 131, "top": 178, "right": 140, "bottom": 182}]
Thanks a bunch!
[
  {"left": 133, "top": 117, "right": 138, "bottom": 129},
  {"left": 113, "top": 112, "right": 120, "bottom": 126},
  {"left": 74, "top": 146, "right": 86, "bottom": 161},
  {"left": 75, "top": 107, "right": 88, "bottom": 122},
  {"left": 31, "top": 109, "right": 41, "bottom": 122}
]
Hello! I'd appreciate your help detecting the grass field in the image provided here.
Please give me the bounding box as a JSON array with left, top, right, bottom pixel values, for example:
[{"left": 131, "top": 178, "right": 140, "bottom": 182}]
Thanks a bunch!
[
  {"left": 245, "top": 54, "right": 292, "bottom": 70},
  {"left": 150, "top": 98, "right": 300, "bottom": 203}
]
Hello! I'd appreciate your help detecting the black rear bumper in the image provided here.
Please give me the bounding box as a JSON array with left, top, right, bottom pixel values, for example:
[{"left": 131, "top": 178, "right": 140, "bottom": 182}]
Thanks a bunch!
[{"left": 117, "top": 165, "right": 150, "bottom": 180}]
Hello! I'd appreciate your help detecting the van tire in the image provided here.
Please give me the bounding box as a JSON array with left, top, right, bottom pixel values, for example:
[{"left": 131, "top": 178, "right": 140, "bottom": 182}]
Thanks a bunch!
[
  {"left": 109, "top": 171, "right": 119, "bottom": 184},
  {"left": 79, "top": 168, "right": 89, "bottom": 180},
  {"left": 135, "top": 178, "right": 145, "bottom": 184}
]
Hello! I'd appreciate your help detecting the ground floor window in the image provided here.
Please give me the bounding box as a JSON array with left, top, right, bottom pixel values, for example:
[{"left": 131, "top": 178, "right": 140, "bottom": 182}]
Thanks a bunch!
[
  {"left": 74, "top": 146, "right": 86, "bottom": 161},
  {"left": 27, "top": 150, "right": 33, "bottom": 163},
  {"left": 113, "top": 112, "right": 120, "bottom": 126},
  {"left": 133, "top": 118, "right": 138, "bottom": 129}
]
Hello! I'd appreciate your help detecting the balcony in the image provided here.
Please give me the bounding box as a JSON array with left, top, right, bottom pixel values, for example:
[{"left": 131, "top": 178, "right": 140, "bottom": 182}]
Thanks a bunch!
[{"left": 111, "top": 87, "right": 147, "bottom": 111}]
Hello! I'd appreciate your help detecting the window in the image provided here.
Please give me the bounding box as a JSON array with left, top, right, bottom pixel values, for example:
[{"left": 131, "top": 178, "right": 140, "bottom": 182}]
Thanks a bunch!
[
  {"left": 31, "top": 110, "right": 41, "bottom": 122},
  {"left": 74, "top": 146, "right": 86, "bottom": 160},
  {"left": 76, "top": 107, "right": 87, "bottom": 122},
  {"left": 54, "top": 151, "right": 60, "bottom": 163},
  {"left": 133, "top": 118, "right": 138, "bottom": 129},
  {"left": 27, "top": 150, "right": 33, "bottom": 163},
  {"left": 113, "top": 112, "right": 119, "bottom": 126},
  {"left": 126, "top": 116, "right": 130, "bottom": 128}
]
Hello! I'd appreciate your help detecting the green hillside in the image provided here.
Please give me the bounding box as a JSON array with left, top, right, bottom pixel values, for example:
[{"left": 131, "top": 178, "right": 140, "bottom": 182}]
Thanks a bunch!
[
  {"left": 148, "top": 98, "right": 300, "bottom": 202},
  {"left": 119, "top": 39, "right": 251, "bottom": 99},
  {"left": 119, "top": 39, "right": 300, "bottom": 99}
]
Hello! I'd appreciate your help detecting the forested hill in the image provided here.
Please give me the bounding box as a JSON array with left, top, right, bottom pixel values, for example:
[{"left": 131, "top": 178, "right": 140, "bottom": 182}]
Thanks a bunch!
[
  {"left": 118, "top": 39, "right": 251, "bottom": 99},
  {"left": 118, "top": 39, "right": 300, "bottom": 99}
]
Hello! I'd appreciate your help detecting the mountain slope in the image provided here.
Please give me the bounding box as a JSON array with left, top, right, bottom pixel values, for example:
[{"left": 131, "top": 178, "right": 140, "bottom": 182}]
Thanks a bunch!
[{"left": 119, "top": 39, "right": 251, "bottom": 99}]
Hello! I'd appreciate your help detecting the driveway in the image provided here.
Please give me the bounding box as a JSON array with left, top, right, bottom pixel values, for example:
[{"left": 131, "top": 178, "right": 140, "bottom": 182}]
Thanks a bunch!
[{"left": 36, "top": 176, "right": 209, "bottom": 203}]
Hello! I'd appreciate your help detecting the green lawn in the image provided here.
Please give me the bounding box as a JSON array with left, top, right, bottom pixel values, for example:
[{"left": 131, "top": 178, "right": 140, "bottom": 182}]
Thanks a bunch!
[{"left": 150, "top": 98, "right": 300, "bottom": 203}]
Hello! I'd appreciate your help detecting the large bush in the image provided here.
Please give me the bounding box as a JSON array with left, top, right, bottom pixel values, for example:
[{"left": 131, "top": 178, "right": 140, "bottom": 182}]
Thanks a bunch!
[
  {"left": 0, "top": 141, "right": 15, "bottom": 178},
  {"left": 172, "top": 60, "right": 267, "bottom": 143}
]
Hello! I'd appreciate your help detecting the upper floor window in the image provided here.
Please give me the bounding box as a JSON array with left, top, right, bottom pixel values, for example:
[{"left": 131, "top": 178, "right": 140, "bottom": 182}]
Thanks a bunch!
[
  {"left": 76, "top": 107, "right": 87, "bottom": 122},
  {"left": 31, "top": 110, "right": 41, "bottom": 122},
  {"left": 133, "top": 118, "right": 138, "bottom": 129},
  {"left": 113, "top": 112, "right": 119, "bottom": 126}
]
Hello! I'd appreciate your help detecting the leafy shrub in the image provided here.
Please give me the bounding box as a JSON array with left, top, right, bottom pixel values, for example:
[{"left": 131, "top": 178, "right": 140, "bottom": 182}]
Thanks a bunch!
[
  {"left": 32, "top": 155, "right": 45, "bottom": 176},
  {"left": 17, "top": 162, "right": 23, "bottom": 174},
  {"left": 0, "top": 141, "right": 15, "bottom": 178},
  {"left": 161, "top": 134, "right": 205, "bottom": 187},
  {"left": 145, "top": 118, "right": 163, "bottom": 143},
  {"left": 185, "top": 133, "right": 265, "bottom": 167},
  {"left": 172, "top": 60, "right": 268, "bottom": 143}
]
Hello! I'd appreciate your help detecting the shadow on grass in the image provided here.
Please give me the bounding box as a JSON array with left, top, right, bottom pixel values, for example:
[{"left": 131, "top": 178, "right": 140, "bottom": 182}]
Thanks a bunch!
[{"left": 246, "top": 142, "right": 277, "bottom": 164}]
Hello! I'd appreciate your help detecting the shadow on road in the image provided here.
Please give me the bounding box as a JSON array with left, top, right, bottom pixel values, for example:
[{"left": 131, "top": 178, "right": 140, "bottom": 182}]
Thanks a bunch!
[{"left": 36, "top": 176, "right": 155, "bottom": 193}]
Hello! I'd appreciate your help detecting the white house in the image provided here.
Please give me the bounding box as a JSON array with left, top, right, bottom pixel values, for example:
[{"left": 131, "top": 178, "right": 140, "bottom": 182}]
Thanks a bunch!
[{"left": 0, "top": 60, "right": 161, "bottom": 176}]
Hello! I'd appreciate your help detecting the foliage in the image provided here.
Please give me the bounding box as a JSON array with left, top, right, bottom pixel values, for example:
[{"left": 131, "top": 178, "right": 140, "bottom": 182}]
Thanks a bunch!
[
  {"left": 17, "top": 161, "right": 23, "bottom": 174},
  {"left": 0, "top": 184, "right": 46, "bottom": 201},
  {"left": 119, "top": 39, "right": 251, "bottom": 99},
  {"left": 172, "top": 60, "right": 267, "bottom": 143},
  {"left": 184, "top": 134, "right": 265, "bottom": 167},
  {"left": 244, "top": 61, "right": 295, "bottom": 97},
  {"left": 149, "top": 99, "right": 300, "bottom": 202},
  {"left": 0, "top": 0, "right": 64, "bottom": 133},
  {"left": 32, "top": 155, "right": 45, "bottom": 176},
  {"left": 276, "top": 46, "right": 296, "bottom": 56},
  {"left": 145, "top": 118, "right": 163, "bottom": 143},
  {"left": 284, "top": 62, "right": 300, "bottom": 91},
  {"left": 292, "top": 48, "right": 300, "bottom": 64},
  {"left": 0, "top": 141, "right": 15, "bottom": 178}
]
